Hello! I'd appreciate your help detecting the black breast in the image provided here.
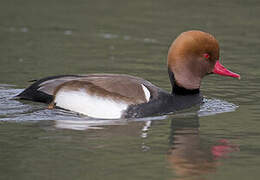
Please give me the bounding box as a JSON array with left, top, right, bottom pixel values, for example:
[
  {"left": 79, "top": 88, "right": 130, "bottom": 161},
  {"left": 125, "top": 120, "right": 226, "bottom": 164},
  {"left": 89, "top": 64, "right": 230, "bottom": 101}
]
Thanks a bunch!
[{"left": 124, "top": 91, "right": 203, "bottom": 118}]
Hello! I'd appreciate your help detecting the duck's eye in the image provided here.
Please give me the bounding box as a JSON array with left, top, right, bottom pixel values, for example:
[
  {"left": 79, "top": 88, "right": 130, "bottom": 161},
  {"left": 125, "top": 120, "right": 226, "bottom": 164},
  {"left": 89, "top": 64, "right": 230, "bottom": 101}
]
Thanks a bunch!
[{"left": 203, "top": 53, "right": 210, "bottom": 60}]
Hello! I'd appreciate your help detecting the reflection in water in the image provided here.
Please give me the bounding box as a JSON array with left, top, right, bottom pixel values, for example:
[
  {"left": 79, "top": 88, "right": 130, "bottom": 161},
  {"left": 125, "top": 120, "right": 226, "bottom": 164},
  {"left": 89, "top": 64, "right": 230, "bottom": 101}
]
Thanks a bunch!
[
  {"left": 167, "top": 116, "right": 239, "bottom": 180},
  {"left": 55, "top": 119, "right": 127, "bottom": 130}
]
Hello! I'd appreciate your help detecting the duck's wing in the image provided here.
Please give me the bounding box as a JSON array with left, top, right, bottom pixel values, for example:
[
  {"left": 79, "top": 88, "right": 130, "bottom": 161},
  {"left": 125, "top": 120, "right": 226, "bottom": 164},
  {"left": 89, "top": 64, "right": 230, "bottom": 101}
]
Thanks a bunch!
[{"left": 16, "top": 74, "right": 160, "bottom": 104}]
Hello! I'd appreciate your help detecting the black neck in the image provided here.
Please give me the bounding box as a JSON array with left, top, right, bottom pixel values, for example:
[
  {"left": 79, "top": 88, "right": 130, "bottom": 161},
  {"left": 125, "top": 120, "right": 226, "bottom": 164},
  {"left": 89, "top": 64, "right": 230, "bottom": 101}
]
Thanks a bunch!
[{"left": 168, "top": 68, "right": 200, "bottom": 95}]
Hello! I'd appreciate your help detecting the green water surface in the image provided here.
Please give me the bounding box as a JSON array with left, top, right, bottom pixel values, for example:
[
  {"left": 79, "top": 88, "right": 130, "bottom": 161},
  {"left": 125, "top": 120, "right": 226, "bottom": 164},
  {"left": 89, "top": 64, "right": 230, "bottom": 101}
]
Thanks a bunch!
[{"left": 0, "top": 0, "right": 260, "bottom": 180}]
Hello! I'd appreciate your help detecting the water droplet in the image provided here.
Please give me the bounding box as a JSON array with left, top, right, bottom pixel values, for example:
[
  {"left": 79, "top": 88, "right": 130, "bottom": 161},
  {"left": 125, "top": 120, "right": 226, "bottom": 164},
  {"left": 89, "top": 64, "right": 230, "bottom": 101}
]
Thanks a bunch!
[
  {"left": 143, "top": 38, "right": 157, "bottom": 43},
  {"left": 123, "top": 35, "right": 131, "bottom": 40},
  {"left": 20, "top": 27, "right": 28, "bottom": 33},
  {"left": 64, "top": 30, "right": 72, "bottom": 35},
  {"left": 100, "top": 33, "right": 118, "bottom": 39}
]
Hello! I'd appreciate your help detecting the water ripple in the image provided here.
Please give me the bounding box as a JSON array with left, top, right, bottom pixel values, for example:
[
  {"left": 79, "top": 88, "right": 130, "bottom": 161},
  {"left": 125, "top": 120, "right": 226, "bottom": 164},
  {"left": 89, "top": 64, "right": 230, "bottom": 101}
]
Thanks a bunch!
[{"left": 199, "top": 98, "right": 238, "bottom": 117}]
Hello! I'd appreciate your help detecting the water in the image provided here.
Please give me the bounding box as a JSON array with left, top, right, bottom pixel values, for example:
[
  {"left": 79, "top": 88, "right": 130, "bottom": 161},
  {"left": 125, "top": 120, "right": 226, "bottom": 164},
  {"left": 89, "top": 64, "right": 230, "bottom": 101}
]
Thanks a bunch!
[{"left": 0, "top": 0, "right": 260, "bottom": 179}]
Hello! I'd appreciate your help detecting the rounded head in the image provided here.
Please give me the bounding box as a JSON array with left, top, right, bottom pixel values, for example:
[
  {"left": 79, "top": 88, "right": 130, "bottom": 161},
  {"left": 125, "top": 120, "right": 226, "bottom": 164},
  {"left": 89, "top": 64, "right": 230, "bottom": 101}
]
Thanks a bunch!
[{"left": 168, "top": 30, "right": 220, "bottom": 89}]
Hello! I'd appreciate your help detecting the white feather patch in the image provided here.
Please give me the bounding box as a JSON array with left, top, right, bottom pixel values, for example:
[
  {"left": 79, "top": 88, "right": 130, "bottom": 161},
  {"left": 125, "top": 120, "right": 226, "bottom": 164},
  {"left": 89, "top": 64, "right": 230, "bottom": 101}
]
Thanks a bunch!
[
  {"left": 54, "top": 89, "right": 128, "bottom": 119},
  {"left": 141, "top": 84, "right": 151, "bottom": 102}
]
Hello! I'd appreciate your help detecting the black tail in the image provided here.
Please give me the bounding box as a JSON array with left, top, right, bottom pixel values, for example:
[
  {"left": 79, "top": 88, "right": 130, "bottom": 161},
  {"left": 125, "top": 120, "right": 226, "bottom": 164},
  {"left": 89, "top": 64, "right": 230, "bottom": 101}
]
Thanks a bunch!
[
  {"left": 16, "top": 87, "right": 53, "bottom": 104},
  {"left": 16, "top": 75, "right": 82, "bottom": 104}
]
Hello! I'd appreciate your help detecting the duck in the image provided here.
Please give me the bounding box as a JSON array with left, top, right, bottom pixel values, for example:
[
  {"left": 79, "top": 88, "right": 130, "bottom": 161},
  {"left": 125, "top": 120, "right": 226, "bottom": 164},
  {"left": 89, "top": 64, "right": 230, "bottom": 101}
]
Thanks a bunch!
[{"left": 16, "top": 30, "right": 240, "bottom": 119}]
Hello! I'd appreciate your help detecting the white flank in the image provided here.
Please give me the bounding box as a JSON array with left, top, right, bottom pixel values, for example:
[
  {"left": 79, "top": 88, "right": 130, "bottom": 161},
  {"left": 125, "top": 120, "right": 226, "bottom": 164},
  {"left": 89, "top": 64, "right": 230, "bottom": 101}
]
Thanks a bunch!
[
  {"left": 141, "top": 84, "right": 151, "bottom": 102},
  {"left": 54, "top": 89, "right": 128, "bottom": 119}
]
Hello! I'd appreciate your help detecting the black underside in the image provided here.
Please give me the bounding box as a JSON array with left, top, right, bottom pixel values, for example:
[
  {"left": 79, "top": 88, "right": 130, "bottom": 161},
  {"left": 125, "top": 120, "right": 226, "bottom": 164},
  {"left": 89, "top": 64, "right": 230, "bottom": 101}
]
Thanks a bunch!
[{"left": 16, "top": 75, "right": 81, "bottom": 104}]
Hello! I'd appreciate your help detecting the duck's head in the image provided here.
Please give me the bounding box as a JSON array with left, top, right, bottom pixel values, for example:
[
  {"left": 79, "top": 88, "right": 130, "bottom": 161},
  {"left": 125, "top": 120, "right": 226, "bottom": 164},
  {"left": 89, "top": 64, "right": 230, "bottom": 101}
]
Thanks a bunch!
[{"left": 167, "top": 30, "right": 240, "bottom": 91}]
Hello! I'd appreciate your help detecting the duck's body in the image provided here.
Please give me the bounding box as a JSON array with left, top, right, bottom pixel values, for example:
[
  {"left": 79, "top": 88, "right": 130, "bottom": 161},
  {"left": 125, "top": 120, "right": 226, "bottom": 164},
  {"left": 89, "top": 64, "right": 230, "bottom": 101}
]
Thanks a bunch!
[
  {"left": 16, "top": 30, "right": 240, "bottom": 119},
  {"left": 17, "top": 74, "right": 202, "bottom": 118}
]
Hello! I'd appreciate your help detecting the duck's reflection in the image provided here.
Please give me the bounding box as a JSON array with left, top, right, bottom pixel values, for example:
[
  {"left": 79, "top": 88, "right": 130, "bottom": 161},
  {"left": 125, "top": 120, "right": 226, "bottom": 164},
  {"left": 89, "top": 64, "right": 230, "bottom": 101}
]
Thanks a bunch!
[
  {"left": 55, "top": 118, "right": 128, "bottom": 130},
  {"left": 167, "top": 116, "right": 239, "bottom": 180},
  {"left": 53, "top": 113, "right": 238, "bottom": 180}
]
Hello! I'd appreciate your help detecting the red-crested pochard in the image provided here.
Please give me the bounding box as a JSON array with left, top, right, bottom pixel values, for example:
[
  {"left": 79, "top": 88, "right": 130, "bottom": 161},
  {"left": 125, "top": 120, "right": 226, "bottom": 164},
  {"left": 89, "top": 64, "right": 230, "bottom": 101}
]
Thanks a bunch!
[{"left": 16, "top": 30, "right": 240, "bottom": 119}]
